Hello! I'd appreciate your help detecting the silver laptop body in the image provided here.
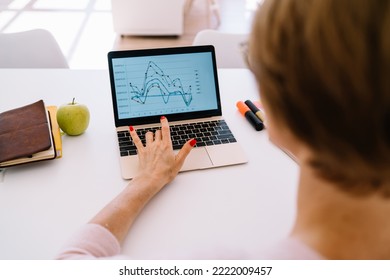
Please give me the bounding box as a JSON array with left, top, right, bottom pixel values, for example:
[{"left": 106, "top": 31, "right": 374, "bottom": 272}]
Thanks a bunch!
[{"left": 108, "top": 46, "right": 247, "bottom": 179}]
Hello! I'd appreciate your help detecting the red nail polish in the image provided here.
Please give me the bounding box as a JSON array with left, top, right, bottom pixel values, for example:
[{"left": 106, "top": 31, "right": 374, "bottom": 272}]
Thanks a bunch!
[
  {"left": 129, "top": 126, "right": 134, "bottom": 132},
  {"left": 190, "top": 139, "right": 197, "bottom": 147},
  {"left": 160, "top": 116, "right": 166, "bottom": 120}
]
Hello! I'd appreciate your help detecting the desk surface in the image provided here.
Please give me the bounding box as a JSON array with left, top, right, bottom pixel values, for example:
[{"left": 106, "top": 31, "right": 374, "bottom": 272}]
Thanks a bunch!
[{"left": 0, "top": 69, "right": 298, "bottom": 259}]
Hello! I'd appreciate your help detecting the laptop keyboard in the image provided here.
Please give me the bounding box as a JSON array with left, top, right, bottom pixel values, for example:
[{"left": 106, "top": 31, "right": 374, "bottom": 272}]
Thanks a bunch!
[{"left": 117, "top": 120, "right": 237, "bottom": 157}]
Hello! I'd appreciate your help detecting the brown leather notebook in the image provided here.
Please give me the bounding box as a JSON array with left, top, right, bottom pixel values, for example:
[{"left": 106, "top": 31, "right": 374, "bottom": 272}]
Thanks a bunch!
[{"left": 0, "top": 100, "right": 55, "bottom": 166}]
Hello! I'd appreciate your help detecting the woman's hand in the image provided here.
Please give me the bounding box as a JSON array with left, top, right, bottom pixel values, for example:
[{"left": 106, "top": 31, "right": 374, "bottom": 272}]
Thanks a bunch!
[
  {"left": 88, "top": 117, "right": 195, "bottom": 244},
  {"left": 129, "top": 116, "right": 196, "bottom": 193}
]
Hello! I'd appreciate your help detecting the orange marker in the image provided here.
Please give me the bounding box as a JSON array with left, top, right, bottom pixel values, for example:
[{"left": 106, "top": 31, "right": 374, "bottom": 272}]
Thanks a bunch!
[{"left": 236, "top": 101, "right": 264, "bottom": 131}]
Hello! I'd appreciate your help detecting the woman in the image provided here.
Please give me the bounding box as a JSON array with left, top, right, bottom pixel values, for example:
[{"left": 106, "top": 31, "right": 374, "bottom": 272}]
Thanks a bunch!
[{"left": 57, "top": 0, "right": 390, "bottom": 259}]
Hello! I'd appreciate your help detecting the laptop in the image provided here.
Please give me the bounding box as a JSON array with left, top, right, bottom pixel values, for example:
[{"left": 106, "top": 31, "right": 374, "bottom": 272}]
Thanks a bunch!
[{"left": 107, "top": 45, "right": 247, "bottom": 179}]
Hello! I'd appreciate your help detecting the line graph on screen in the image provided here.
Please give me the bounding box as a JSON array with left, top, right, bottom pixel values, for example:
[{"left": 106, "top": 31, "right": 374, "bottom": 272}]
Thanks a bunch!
[{"left": 129, "top": 61, "right": 195, "bottom": 107}]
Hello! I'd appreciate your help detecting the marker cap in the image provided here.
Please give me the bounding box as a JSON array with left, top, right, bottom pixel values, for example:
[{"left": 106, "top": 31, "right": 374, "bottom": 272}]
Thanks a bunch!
[{"left": 236, "top": 101, "right": 264, "bottom": 131}]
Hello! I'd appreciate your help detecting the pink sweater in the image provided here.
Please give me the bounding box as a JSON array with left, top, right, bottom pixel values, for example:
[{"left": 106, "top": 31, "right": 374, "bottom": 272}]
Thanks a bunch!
[
  {"left": 56, "top": 223, "right": 323, "bottom": 260},
  {"left": 56, "top": 224, "right": 124, "bottom": 260}
]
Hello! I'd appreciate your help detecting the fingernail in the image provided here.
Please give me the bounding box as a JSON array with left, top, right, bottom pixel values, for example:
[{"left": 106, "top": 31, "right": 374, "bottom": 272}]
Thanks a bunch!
[
  {"left": 190, "top": 139, "right": 197, "bottom": 147},
  {"left": 160, "top": 116, "right": 166, "bottom": 120},
  {"left": 129, "top": 126, "right": 134, "bottom": 132}
]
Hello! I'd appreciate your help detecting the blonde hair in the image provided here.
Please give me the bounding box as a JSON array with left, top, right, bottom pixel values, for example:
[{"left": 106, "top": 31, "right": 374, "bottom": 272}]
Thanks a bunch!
[{"left": 249, "top": 0, "right": 390, "bottom": 196}]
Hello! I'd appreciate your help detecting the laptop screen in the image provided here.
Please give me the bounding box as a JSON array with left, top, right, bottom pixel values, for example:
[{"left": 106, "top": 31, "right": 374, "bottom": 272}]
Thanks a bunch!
[{"left": 108, "top": 46, "right": 222, "bottom": 126}]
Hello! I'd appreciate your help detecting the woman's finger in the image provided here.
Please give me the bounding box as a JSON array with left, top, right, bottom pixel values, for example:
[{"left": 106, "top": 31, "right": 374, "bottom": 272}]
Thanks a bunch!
[
  {"left": 129, "top": 126, "right": 143, "bottom": 151},
  {"left": 154, "top": 129, "right": 162, "bottom": 142},
  {"left": 145, "top": 130, "right": 154, "bottom": 145},
  {"left": 175, "top": 138, "right": 197, "bottom": 168},
  {"left": 160, "top": 116, "right": 171, "bottom": 143}
]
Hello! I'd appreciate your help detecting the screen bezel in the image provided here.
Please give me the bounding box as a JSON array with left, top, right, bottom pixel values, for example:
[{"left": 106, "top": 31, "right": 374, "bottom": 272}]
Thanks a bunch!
[{"left": 107, "top": 45, "right": 222, "bottom": 127}]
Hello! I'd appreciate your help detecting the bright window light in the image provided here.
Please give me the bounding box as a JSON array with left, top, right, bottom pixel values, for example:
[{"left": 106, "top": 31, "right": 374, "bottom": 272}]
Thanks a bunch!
[
  {"left": 69, "top": 13, "right": 115, "bottom": 68},
  {"left": 33, "top": 0, "right": 90, "bottom": 10},
  {"left": 94, "top": 0, "right": 111, "bottom": 11},
  {"left": 7, "top": 0, "right": 31, "bottom": 9},
  {"left": 0, "top": 11, "right": 16, "bottom": 30}
]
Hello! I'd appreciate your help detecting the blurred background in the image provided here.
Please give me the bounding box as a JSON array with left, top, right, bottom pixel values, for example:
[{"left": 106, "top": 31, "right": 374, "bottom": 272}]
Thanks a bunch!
[{"left": 0, "top": 0, "right": 259, "bottom": 68}]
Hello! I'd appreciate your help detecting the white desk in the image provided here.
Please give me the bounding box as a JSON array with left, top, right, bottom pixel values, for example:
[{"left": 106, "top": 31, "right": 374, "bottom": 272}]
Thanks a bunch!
[{"left": 0, "top": 69, "right": 298, "bottom": 259}]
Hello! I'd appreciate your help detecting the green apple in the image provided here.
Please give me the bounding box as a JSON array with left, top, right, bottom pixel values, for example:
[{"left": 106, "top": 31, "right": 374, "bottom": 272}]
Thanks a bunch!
[{"left": 57, "top": 98, "right": 90, "bottom": 136}]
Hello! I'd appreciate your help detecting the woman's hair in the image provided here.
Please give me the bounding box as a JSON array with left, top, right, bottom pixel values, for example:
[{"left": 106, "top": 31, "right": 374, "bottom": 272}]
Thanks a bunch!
[{"left": 248, "top": 0, "right": 390, "bottom": 196}]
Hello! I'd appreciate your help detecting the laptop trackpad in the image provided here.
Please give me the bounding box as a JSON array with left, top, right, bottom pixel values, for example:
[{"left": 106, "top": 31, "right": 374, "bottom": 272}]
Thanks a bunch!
[{"left": 179, "top": 147, "right": 213, "bottom": 171}]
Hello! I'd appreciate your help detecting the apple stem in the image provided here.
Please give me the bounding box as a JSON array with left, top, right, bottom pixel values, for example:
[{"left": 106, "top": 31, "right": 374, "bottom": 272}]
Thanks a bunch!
[{"left": 72, "top": 97, "right": 75, "bottom": 105}]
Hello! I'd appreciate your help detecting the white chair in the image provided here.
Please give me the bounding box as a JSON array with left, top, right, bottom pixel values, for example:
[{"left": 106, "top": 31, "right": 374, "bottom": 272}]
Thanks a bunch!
[
  {"left": 0, "top": 29, "right": 68, "bottom": 68},
  {"left": 192, "top": 29, "right": 248, "bottom": 68},
  {"left": 111, "top": 0, "right": 186, "bottom": 36}
]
